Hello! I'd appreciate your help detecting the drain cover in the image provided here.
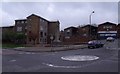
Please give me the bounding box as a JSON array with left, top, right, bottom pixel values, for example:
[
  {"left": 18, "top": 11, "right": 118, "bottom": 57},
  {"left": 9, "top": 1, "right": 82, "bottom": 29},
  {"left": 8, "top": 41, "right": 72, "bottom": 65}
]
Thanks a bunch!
[{"left": 61, "top": 55, "right": 99, "bottom": 61}]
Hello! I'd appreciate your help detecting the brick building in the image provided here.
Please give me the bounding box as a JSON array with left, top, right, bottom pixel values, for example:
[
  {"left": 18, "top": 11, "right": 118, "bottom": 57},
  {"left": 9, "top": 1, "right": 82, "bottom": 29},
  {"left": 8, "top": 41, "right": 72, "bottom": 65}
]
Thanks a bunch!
[
  {"left": 48, "top": 21, "right": 60, "bottom": 44},
  {"left": 63, "top": 25, "right": 97, "bottom": 44},
  {"left": 14, "top": 19, "right": 27, "bottom": 38},
  {"left": 117, "top": 23, "right": 120, "bottom": 38},
  {"left": 63, "top": 26, "right": 78, "bottom": 44},
  {"left": 2, "top": 26, "right": 15, "bottom": 43},
  {"left": 14, "top": 14, "right": 60, "bottom": 45},
  {"left": 64, "top": 26, "right": 78, "bottom": 39},
  {"left": 2, "top": 26, "right": 14, "bottom": 33},
  {"left": 78, "top": 25, "right": 98, "bottom": 41},
  {"left": 98, "top": 22, "right": 117, "bottom": 39},
  {"left": 59, "top": 30, "right": 64, "bottom": 43}
]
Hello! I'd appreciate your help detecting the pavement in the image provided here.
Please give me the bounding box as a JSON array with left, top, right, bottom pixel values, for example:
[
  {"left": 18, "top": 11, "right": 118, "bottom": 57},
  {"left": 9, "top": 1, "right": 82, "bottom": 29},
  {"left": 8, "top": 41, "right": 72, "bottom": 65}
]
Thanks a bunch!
[{"left": 7, "top": 44, "right": 88, "bottom": 52}]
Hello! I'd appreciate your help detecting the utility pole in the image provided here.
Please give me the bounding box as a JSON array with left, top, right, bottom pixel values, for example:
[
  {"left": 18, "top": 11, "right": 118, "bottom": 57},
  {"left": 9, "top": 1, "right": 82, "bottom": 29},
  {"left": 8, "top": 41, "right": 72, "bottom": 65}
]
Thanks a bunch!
[{"left": 89, "top": 11, "right": 95, "bottom": 40}]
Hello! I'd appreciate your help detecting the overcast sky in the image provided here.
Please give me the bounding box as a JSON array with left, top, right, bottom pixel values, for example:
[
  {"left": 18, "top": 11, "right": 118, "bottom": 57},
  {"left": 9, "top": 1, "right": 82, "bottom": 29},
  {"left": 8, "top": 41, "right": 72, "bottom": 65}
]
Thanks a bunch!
[{"left": 1, "top": 2, "right": 118, "bottom": 30}]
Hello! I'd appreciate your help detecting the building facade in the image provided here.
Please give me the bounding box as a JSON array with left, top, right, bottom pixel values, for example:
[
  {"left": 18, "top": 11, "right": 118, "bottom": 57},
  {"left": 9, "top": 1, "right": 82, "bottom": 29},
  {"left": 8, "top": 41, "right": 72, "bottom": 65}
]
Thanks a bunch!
[
  {"left": 78, "top": 25, "right": 98, "bottom": 40},
  {"left": 117, "top": 23, "right": 120, "bottom": 38},
  {"left": 14, "top": 19, "right": 27, "bottom": 35},
  {"left": 14, "top": 14, "right": 60, "bottom": 45},
  {"left": 63, "top": 27, "right": 78, "bottom": 44},
  {"left": 2, "top": 26, "right": 15, "bottom": 43},
  {"left": 64, "top": 26, "right": 78, "bottom": 39},
  {"left": 98, "top": 22, "right": 117, "bottom": 39},
  {"left": 48, "top": 21, "right": 60, "bottom": 44},
  {"left": 62, "top": 25, "right": 97, "bottom": 44}
]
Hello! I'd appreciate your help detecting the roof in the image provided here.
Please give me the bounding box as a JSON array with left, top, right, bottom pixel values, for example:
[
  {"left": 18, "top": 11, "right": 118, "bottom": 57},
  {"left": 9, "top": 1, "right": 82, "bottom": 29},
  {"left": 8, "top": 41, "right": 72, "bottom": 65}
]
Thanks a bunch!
[
  {"left": 27, "top": 14, "right": 40, "bottom": 18},
  {"left": 2, "top": 26, "right": 14, "bottom": 28},
  {"left": 49, "top": 21, "right": 60, "bottom": 24},
  {"left": 64, "top": 26, "right": 78, "bottom": 30},
  {"left": 15, "top": 19, "right": 27, "bottom": 21},
  {"left": 98, "top": 22, "right": 117, "bottom": 26},
  {"left": 27, "top": 14, "right": 49, "bottom": 22},
  {"left": 81, "top": 25, "right": 97, "bottom": 28}
]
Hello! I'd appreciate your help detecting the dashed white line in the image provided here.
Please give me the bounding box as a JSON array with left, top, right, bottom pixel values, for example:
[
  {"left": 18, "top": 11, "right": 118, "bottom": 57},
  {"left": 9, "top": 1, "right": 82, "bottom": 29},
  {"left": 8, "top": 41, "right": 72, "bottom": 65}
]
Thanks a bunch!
[{"left": 9, "top": 59, "right": 16, "bottom": 62}]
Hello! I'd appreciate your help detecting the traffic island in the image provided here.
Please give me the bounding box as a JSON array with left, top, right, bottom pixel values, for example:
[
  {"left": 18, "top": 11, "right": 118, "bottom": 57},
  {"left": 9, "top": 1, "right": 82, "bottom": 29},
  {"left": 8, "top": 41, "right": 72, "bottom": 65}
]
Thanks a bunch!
[{"left": 11, "top": 45, "right": 88, "bottom": 52}]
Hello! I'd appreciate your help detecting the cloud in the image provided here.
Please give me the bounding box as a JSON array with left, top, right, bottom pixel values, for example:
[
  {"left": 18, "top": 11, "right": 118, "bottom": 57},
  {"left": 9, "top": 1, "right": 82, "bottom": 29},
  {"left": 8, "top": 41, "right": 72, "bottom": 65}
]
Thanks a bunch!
[{"left": 1, "top": 2, "right": 118, "bottom": 30}]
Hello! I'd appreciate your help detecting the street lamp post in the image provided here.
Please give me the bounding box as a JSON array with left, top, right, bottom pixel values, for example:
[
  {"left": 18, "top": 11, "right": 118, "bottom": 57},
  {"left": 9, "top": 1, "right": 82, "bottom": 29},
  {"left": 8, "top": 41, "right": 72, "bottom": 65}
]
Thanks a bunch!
[
  {"left": 89, "top": 11, "right": 95, "bottom": 25},
  {"left": 89, "top": 11, "right": 95, "bottom": 40}
]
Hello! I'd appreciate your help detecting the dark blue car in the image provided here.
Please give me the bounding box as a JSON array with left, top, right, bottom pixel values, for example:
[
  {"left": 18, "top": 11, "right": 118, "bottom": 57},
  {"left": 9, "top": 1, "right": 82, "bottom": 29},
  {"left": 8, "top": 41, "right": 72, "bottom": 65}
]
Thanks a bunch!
[{"left": 88, "top": 40, "right": 104, "bottom": 49}]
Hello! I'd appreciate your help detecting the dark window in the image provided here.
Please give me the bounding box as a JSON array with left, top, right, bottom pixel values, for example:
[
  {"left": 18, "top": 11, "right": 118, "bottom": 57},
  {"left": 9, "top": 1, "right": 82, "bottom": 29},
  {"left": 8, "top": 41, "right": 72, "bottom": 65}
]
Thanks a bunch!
[
  {"left": 41, "top": 32, "right": 43, "bottom": 37},
  {"left": 25, "top": 29, "right": 27, "bottom": 32},
  {"left": 29, "top": 31, "right": 31, "bottom": 34},
  {"left": 67, "top": 32, "right": 70, "bottom": 35},
  {"left": 44, "top": 32, "right": 46, "bottom": 36},
  {"left": 29, "top": 38, "right": 31, "bottom": 42},
  {"left": 45, "top": 39, "right": 46, "bottom": 42}
]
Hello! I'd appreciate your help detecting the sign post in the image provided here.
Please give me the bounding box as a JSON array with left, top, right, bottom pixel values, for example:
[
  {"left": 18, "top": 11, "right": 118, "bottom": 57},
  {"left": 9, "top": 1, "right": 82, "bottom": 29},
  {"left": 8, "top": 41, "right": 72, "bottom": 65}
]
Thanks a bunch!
[{"left": 50, "top": 36, "right": 54, "bottom": 51}]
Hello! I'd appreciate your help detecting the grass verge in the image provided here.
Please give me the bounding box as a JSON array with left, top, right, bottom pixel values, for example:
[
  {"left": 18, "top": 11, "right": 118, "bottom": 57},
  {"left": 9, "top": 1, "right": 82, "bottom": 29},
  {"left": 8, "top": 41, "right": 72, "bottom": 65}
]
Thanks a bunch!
[{"left": 2, "top": 43, "right": 24, "bottom": 49}]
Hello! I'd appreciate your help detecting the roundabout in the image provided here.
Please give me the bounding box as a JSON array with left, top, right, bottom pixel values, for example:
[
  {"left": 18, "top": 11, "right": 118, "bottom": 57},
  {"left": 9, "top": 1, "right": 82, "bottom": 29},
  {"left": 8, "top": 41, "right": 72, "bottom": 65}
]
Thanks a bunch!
[
  {"left": 61, "top": 55, "right": 99, "bottom": 61},
  {"left": 43, "top": 55, "right": 100, "bottom": 68}
]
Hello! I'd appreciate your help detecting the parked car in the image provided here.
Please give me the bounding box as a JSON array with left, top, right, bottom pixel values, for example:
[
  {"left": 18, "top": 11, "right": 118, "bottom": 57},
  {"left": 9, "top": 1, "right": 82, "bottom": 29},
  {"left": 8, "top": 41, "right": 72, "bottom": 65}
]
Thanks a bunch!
[
  {"left": 106, "top": 37, "right": 115, "bottom": 42},
  {"left": 88, "top": 40, "right": 104, "bottom": 49}
]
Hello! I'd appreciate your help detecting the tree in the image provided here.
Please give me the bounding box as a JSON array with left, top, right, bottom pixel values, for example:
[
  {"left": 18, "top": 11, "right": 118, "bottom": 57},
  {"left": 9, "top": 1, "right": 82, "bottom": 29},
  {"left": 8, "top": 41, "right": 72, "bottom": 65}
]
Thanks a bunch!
[
  {"left": 14, "top": 33, "right": 26, "bottom": 44},
  {"left": 2, "top": 31, "right": 16, "bottom": 43},
  {"left": 30, "top": 32, "right": 38, "bottom": 45}
]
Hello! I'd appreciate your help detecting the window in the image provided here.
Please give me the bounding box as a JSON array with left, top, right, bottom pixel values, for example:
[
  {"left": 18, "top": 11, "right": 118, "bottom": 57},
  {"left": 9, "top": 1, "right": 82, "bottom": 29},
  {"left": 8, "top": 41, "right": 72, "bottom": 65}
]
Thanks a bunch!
[
  {"left": 17, "top": 21, "right": 20, "bottom": 24},
  {"left": 107, "top": 29, "right": 109, "bottom": 31},
  {"left": 41, "top": 32, "right": 43, "bottom": 37},
  {"left": 29, "top": 19, "right": 31, "bottom": 21},
  {"left": 67, "top": 29, "right": 70, "bottom": 32},
  {"left": 29, "top": 38, "right": 31, "bottom": 42},
  {"left": 45, "top": 38, "right": 46, "bottom": 42},
  {"left": 65, "top": 36, "right": 70, "bottom": 39},
  {"left": 83, "top": 34, "right": 87, "bottom": 36},
  {"left": 100, "top": 34, "right": 104, "bottom": 36},
  {"left": 82, "top": 28, "right": 86, "bottom": 31},
  {"left": 103, "top": 26, "right": 106, "bottom": 29},
  {"left": 40, "top": 38, "right": 41, "bottom": 42},
  {"left": 66, "top": 30, "right": 70, "bottom": 35},
  {"left": 43, "top": 20, "right": 45, "bottom": 22},
  {"left": 25, "top": 21, "right": 27, "bottom": 23},
  {"left": 29, "top": 26, "right": 31, "bottom": 29},
  {"left": 21, "top": 21, "right": 24, "bottom": 24},
  {"left": 25, "top": 33, "right": 27, "bottom": 35},
  {"left": 40, "top": 26, "right": 43, "bottom": 31},
  {"left": 17, "top": 27, "right": 22, "bottom": 32},
  {"left": 44, "top": 32, "right": 46, "bottom": 36},
  {"left": 29, "top": 31, "right": 31, "bottom": 34},
  {"left": 40, "top": 19, "right": 42, "bottom": 22},
  {"left": 25, "top": 26, "right": 27, "bottom": 29},
  {"left": 103, "top": 26, "right": 112, "bottom": 29}
]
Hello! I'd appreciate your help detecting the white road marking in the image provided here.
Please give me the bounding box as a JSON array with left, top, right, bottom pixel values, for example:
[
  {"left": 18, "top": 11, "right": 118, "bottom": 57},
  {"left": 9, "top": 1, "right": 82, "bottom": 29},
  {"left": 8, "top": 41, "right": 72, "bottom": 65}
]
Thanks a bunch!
[
  {"left": 61, "top": 55, "right": 99, "bottom": 61},
  {"left": 42, "top": 63, "right": 81, "bottom": 68},
  {"left": 18, "top": 52, "right": 36, "bottom": 55},
  {"left": 9, "top": 60, "right": 16, "bottom": 62},
  {"left": 19, "top": 52, "right": 24, "bottom": 54},
  {"left": 26, "top": 52, "right": 31, "bottom": 54},
  {"left": 31, "top": 53, "right": 35, "bottom": 54},
  {"left": 14, "top": 47, "right": 25, "bottom": 49}
]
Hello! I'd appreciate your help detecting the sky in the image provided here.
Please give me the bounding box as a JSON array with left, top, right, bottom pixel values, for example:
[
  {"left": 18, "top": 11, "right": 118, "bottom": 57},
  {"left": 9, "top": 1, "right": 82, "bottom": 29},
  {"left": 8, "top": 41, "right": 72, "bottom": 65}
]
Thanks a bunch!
[{"left": 1, "top": 2, "right": 118, "bottom": 30}]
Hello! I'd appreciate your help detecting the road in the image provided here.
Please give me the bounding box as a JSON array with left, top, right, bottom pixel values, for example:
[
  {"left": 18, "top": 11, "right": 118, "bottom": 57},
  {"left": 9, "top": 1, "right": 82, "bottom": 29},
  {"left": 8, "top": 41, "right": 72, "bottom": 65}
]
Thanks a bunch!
[{"left": 2, "top": 40, "right": 119, "bottom": 72}]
